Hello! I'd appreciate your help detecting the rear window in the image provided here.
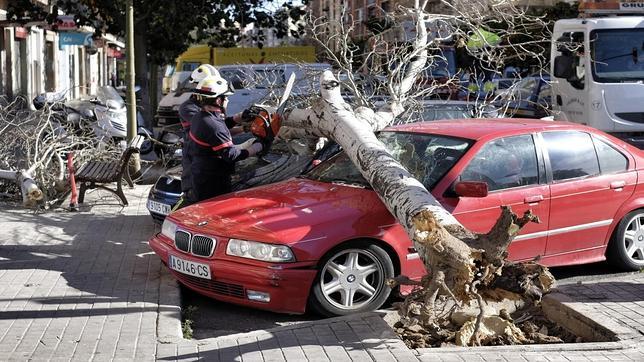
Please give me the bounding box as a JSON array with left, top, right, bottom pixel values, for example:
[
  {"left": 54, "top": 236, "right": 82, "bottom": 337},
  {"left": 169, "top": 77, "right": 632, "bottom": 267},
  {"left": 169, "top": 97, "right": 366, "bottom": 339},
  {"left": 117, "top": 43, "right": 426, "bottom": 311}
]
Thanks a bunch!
[
  {"left": 542, "top": 131, "right": 600, "bottom": 181},
  {"left": 593, "top": 137, "right": 628, "bottom": 174}
]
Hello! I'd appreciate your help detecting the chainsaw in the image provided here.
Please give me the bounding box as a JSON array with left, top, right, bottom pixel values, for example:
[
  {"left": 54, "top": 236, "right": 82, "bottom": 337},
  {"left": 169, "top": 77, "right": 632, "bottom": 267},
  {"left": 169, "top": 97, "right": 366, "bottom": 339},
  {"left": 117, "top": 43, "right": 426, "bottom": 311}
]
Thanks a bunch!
[{"left": 247, "top": 73, "right": 296, "bottom": 142}]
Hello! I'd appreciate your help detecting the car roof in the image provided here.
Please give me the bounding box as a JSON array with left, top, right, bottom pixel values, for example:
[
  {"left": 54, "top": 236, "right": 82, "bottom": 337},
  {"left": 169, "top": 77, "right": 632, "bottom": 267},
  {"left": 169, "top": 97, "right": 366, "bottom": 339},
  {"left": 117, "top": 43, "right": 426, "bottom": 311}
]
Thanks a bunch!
[{"left": 384, "top": 118, "right": 591, "bottom": 141}]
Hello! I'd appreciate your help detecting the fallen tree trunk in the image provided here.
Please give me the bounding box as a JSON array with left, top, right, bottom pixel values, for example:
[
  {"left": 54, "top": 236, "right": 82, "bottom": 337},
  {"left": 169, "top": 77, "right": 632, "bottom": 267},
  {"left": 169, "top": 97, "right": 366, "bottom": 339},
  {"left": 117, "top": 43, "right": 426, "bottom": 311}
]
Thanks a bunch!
[
  {"left": 0, "top": 169, "right": 43, "bottom": 206},
  {"left": 281, "top": 69, "right": 554, "bottom": 346},
  {"left": 266, "top": 0, "right": 555, "bottom": 346}
]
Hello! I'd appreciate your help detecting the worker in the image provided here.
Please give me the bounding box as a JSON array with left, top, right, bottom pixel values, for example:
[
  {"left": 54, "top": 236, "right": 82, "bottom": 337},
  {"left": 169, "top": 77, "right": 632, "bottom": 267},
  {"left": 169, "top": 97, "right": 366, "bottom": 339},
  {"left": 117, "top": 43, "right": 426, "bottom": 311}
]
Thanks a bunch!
[
  {"left": 176, "top": 64, "right": 251, "bottom": 206},
  {"left": 187, "top": 74, "right": 270, "bottom": 202},
  {"left": 175, "top": 64, "right": 218, "bottom": 206}
]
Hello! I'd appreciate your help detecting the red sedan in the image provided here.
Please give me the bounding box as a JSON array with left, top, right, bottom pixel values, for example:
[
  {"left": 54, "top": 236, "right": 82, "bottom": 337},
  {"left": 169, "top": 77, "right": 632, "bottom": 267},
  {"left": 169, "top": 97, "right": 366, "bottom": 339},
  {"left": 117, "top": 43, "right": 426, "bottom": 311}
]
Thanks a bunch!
[{"left": 149, "top": 119, "right": 644, "bottom": 316}]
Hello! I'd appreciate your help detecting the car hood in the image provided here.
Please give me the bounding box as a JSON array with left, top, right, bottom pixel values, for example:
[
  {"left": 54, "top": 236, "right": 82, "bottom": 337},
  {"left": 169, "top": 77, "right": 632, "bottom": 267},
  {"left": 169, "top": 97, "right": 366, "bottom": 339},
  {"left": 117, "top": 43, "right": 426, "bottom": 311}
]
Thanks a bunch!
[{"left": 169, "top": 178, "right": 392, "bottom": 245}]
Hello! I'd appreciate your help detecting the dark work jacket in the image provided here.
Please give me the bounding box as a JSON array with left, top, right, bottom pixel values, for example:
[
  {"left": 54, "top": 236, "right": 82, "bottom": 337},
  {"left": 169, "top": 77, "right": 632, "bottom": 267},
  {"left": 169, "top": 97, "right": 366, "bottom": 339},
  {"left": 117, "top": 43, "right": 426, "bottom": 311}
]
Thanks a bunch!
[
  {"left": 188, "top": 108, "right": 248, "bottom": 173},
  {"left": 178, "top": 96, "right": 201, "bottom": 141}
]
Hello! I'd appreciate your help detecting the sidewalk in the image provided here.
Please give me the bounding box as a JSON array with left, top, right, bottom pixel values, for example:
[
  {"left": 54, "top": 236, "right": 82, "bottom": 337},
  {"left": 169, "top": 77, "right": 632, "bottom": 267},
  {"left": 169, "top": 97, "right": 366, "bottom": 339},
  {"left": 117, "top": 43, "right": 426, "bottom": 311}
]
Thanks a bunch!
[
  {"left": 0, "top": 185, "right": 180, "bottom": 361},
  {"left": 0, "top": 185, "right": 643, "bottom": 361}
]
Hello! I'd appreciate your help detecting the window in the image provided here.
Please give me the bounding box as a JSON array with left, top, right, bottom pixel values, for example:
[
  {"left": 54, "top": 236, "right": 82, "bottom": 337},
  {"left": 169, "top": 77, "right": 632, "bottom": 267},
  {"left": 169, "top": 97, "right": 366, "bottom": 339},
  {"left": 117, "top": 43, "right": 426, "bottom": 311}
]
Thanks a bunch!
[
  {"left": 506, "top": 78, "right": 537, "bottom": 101},
  {"left": 164, "top": 65, "right": 176, "bottom": 77},
  {"left": 537, "top": 82, "right": 551, "bottom": 102},
  {"left": 590, "top": 29, "right": 644, "bottom": 83},
  {"left": 593, "top": 137, "right": 628, "bottom": 174},
  {"left": 461, "top": 135, "right": 539, "bottom": 191},
  {"left": 557, "top": 31, "right": 586, "bottom": 89},
  {"left": 542, "top": 131, "right": 599, "bottom": 181},
  {"left": 219, "top": 69, "right": 247, "bottom": 89},
  {"left": 181, "top": 62, "right": 201, "bottom": 72}
]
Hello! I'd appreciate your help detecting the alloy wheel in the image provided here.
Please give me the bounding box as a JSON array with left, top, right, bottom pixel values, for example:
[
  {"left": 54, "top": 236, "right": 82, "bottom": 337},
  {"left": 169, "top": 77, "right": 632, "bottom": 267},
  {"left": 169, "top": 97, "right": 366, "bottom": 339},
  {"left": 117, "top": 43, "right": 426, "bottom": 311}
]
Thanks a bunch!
[
  {"left": 319, "top": 248, "right": 385, "bottom": 310},
  {"left": 622, "top": 213, "right": 644, "bottom": 264}
]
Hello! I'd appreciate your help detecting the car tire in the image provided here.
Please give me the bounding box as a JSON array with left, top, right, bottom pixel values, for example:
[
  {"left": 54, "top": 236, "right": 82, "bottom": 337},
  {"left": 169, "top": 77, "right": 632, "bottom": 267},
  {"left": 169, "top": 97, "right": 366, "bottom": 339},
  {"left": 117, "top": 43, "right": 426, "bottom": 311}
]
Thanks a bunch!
[
  {"left": 607, "top": 209, "right": 644, "bottom": 271},
  {"left": 309, "top": 241, "right": 395, "bottom": 317}
]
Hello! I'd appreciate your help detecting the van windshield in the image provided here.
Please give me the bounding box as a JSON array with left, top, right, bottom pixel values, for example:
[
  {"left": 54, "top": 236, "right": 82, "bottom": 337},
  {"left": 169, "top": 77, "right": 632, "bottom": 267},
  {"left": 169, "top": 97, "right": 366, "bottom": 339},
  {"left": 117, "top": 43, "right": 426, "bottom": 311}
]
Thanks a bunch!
[{"left": 591, "top": 29, "right": 644, "bottom": 82}]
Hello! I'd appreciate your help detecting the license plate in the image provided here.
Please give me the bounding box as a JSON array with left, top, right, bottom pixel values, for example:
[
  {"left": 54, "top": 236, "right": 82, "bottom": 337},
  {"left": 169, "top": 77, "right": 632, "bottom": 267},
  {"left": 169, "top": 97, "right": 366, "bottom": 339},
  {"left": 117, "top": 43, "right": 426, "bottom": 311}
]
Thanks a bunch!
[
  {"left": 147, "top": 200, "right": 171, "bottom": 215},
  {"left": 168, "top": 254, "right": 211, "bottom": 279}
]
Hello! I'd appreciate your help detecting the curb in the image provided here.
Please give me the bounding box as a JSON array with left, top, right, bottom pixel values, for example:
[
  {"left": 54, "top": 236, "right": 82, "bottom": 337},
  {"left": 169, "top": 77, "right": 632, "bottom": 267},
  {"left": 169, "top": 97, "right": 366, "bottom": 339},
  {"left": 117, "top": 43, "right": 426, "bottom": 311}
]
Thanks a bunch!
[
  {"left": 191, "top": 311, "right": 384, "bottom": 346},
  {"left": 157, "top": 270, "right": 184, "bottom": 343},
  {"left": 414, "top": 287, "right": 644, "bottom": 356}
]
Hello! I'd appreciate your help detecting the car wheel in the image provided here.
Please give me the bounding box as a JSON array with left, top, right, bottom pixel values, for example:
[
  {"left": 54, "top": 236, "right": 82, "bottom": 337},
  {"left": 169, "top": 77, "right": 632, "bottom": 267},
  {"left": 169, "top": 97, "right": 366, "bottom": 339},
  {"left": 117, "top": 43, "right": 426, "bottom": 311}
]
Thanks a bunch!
[
  {"left": 310, "top": 242, "right": 394, "bottom": 317},
  {"left": 607, "top": 210, "right": 644, "bottom": 271}
]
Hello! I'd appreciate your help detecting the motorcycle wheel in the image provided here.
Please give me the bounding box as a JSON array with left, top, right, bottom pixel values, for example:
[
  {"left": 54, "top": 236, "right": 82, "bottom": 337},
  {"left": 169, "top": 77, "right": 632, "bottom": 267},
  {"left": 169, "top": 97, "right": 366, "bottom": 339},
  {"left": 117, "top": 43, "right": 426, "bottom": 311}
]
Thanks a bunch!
[{"left": 139, "top": 138, "right": 153, "bottom": 155}]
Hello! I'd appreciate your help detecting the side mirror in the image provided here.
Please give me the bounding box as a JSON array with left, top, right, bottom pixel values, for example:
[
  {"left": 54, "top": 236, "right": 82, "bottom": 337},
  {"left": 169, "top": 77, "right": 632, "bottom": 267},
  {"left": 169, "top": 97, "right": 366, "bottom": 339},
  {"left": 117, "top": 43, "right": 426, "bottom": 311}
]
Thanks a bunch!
[
  {"left": 454, "top": 181, "right": 488, "bottom": 198},
  {"left": 553, "top": 55, "right": 574, "bottom": 79}
]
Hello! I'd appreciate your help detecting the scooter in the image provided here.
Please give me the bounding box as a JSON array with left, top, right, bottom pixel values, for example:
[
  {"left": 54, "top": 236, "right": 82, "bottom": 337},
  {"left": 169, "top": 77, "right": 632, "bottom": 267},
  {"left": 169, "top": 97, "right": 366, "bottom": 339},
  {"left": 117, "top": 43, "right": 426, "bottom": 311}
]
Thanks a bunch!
[{"left": 34, "top": 85, "right": 153, "bottom": 152}]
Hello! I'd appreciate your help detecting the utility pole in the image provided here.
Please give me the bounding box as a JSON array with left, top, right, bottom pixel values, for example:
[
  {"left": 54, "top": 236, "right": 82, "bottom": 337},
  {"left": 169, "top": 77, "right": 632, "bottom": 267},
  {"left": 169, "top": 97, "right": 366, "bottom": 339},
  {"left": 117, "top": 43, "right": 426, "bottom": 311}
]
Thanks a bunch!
[{"left": 126, "top": 0, "right": 141, "bottom": 172}]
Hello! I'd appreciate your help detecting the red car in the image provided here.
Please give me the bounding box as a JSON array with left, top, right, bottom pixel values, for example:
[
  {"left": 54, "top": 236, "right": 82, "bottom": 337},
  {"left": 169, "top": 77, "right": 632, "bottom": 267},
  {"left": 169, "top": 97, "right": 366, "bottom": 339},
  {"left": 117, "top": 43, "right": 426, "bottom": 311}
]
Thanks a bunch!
[{"left": 149, "top": 119, "right": 644, "bottom": 316}]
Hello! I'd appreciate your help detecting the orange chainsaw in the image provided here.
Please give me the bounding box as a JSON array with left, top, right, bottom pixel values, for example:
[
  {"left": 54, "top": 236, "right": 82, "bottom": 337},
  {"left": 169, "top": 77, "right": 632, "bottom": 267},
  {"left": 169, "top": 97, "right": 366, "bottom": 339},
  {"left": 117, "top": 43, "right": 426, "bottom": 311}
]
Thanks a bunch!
[{"left": 249, "top": 73, "right": 295, "bottom": 141}]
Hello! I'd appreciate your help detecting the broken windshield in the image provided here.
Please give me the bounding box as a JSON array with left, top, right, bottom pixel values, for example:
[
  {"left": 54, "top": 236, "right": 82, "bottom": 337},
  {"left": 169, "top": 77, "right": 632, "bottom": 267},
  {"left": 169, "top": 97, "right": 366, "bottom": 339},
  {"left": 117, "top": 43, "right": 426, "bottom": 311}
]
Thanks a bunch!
[
  {"left": 306, "top": 132, "right": 471, "bottom": 190},
  {"left": 591, "top": 29, "right": 644, "bottom": 82}
]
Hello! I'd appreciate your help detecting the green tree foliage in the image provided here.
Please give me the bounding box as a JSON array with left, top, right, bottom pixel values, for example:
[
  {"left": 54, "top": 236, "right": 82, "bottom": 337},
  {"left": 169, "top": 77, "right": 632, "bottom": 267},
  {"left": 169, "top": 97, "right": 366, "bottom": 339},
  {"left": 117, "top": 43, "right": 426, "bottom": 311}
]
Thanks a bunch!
[{"left": 7, "top": 0, "right": 307, "bottom": 65}]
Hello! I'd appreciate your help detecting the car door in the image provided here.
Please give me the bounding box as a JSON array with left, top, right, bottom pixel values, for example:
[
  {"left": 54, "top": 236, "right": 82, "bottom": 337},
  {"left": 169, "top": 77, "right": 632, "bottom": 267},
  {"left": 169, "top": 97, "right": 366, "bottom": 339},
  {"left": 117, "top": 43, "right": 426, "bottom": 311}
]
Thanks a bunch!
[
  {"left": 541, "top": 131, "right": 636, "bottom": 261},
  {"left": 447, "top": 134, "right": 551, "bottom": 262}
]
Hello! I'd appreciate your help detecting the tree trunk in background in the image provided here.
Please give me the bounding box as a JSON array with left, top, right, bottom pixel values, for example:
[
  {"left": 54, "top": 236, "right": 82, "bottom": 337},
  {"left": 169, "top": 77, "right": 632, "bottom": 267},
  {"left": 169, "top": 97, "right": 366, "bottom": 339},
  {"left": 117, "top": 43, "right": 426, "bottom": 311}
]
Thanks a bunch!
[
  {"left": 134, "top": 29, "right": 151, "bottom": 128},
  {"left": 149, "top": 64, "right": 159, "bottom": 124}
]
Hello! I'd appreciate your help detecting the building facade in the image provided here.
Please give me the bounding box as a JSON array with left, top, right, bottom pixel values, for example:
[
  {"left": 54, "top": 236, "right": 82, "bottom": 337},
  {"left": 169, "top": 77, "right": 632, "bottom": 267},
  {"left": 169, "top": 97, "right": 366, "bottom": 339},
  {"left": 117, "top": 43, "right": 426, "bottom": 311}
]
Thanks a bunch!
[{"left": 0, "top": 0, "right": 124, "bottom": 105}]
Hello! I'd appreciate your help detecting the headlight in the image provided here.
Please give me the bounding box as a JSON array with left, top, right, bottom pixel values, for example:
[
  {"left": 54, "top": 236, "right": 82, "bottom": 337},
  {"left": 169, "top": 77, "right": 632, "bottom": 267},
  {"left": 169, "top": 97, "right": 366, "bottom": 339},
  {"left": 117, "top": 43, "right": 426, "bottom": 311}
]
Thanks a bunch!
[
  {"left": 161, "top": 219, "right": 177, "bottom": 241},
  {"left": 226, "top": 239, "right": 295, "bottom": 262}
]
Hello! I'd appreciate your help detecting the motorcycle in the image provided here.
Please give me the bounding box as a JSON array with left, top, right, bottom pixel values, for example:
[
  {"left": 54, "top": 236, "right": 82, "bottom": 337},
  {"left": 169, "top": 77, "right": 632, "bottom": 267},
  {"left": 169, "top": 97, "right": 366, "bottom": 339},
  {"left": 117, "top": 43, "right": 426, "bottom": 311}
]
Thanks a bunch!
[
  {"left": 33, "top": 85, "right": 151, "bottom": 151},
  {"left": 137, "top": 124, "right": 183, "bottom": 167}
]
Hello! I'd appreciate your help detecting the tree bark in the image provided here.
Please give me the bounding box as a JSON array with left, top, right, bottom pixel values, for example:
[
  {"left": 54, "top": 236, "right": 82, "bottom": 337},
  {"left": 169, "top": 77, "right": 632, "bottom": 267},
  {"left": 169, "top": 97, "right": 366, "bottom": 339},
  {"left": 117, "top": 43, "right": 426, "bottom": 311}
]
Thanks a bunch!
[
  {"left": 134, "top": 28, "right": 152, "bottom": 128},
  {"left": 261, "top": 0, "right": 555, "bottom": 346},
  {"left": 0, "top": 169, "right": 43, "bottom": 206}
]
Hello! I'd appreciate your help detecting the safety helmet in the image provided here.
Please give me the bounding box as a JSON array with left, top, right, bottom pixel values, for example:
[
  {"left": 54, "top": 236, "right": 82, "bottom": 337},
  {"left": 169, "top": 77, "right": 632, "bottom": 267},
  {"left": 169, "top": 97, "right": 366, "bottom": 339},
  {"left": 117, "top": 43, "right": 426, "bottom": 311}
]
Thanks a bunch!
[
  {"left": 189, "top": 64, "right": 218, "bottom": 84},
  {"left": 194, "top": 74, "right": 234, "bottom": 98}
]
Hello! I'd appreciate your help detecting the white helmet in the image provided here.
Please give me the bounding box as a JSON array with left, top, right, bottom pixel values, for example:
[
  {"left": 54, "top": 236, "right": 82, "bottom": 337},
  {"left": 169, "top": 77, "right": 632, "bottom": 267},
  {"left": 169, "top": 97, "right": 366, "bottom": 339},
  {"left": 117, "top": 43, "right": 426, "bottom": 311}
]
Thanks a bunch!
[
  {"left": 194, "top": 74, "right": 234, "bottom": 98},
  {"left": 189, "top": 64, "right": 218, "bottom": 84}
]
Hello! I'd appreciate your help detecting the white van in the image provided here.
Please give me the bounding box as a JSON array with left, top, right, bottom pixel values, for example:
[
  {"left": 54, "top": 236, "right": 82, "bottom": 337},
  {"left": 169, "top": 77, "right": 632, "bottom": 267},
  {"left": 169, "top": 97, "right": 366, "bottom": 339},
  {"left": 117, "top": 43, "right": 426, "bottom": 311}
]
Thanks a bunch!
[{"left": 155, "top": 63, "right": 330, "bottom": 127}]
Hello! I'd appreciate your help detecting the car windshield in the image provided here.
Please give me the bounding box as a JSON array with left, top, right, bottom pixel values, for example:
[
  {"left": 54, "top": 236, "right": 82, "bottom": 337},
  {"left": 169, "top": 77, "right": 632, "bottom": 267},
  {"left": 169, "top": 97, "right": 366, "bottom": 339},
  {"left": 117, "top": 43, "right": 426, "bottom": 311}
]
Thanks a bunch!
[
  {"left": 96, "top": 86, "right": 125, "bottom": 108},
  {"left": 505, "top": 78, "right": 538, "bottom": 101},
  {"left": 591, "top": 29, "right": 644, "bottom": 82},
  {"left": 305, "top": 132, "right": 471, "bottom": 189}
]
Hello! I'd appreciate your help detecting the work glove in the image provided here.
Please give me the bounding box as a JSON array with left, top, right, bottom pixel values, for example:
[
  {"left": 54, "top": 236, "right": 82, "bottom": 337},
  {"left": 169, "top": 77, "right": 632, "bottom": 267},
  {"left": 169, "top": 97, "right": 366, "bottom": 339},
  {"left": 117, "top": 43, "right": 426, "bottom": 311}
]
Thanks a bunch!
[
  {"left": 246, "top": 142, "right": 263, "bottom": 157},
  {"left": 237, "top": 137, "right": 257, "bottom": 151}
]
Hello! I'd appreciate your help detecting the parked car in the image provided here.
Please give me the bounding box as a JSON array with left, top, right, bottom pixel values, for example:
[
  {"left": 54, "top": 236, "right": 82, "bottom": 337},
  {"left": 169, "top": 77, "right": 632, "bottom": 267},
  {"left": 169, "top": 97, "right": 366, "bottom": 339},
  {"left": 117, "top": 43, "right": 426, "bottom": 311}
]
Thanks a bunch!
[
  {"left": 496, "top": 75, "right": 551, "bottom": 118},
  {"left": 150, "top": 118, "right": 644, "bottom": 316},
  {"left": 146, "top": 99, "right": 494, "bottom": 223}
]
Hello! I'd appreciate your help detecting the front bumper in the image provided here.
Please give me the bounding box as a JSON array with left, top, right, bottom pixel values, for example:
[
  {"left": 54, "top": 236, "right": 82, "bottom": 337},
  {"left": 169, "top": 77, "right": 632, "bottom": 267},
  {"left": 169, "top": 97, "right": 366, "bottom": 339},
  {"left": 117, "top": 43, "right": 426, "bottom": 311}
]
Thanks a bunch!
[
  {"left": 147, "top": 176, "right": 182, "bottom": 224},
  {"left": 149, "top": 235, "right": 317, "bottom": 314}
]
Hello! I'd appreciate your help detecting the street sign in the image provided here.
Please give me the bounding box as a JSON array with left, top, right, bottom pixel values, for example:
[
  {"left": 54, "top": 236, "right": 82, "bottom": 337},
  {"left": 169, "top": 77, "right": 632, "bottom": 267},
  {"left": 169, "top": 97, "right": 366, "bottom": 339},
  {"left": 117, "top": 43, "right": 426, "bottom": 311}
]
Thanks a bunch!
[
  {"left": 56, "top": 15, "right": 77, "bottom": 31},
  {"left": 59, "top": 32, "right": 94, "bottom": 49},
  {"left": 580, "top": 0, "right": 644, "bottom": 13},
  {"left": 14, "top": 27, "right": 28, "bottom": 39}
]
